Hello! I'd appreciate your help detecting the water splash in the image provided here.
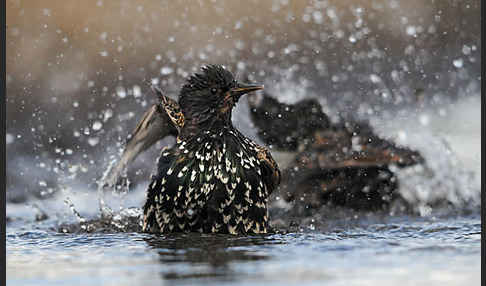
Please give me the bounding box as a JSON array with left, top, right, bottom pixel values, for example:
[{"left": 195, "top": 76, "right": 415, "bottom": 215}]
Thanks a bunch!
[
  {"left": 63, "top": 197, "right": 86, "bottom": 224},
  {"left": 368, "top": 95, "right": 481, "bottom": 215}
]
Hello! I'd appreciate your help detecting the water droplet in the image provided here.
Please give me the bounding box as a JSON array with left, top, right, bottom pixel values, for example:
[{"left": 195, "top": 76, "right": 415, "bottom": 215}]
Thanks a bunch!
[
  {"left": 370, "top": 74, "right": 381, "bottom": 83},
  {"left": 133, "top": 85, "right": 142, "bottom": 98},
  {"left": 88, "top": 137, "right": 100, "bottom": 146},
  {"left": 92, "top": 121, "right": 103, "bottom": 131},
  {"left": 312, "top": 11, "right": 323, "bottom": 24},
  {"left": 160, "top": 66, "right": 173, "bottom": 75},
  {"left": 69, "top": 165, "right": 79, "bottom": 173},
  {"left": 406, "top": 26, "right": 417, "bottom": 36},
  {"left": 103, "top": 109, "right": 113, "bottom": 122},
  {"left": 116, "top": 86, "right": 127, "bottom": 98},
  {"left": 452, "top": 58, "right": 463, "bottom": 68},
  {"left": 237, "top": 62, "right": 246, "bottom": 70}
]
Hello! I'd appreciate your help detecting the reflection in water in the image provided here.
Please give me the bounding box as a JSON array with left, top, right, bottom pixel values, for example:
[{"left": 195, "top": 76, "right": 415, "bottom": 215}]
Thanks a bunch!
[
  {"left": 144, "top": 233, "right": 283, "bottom": 281},
  {"left": 6, "top": 213, "right": 481, "bottom": 286}
]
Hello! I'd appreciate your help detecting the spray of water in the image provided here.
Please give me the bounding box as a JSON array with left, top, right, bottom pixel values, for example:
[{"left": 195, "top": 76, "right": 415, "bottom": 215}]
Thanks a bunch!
[
  {"left": 6, "top": 75, "right": 480, "bottom": 234},
  {"left": 369, "top": 95, "right": 481, "bottom": 215}
]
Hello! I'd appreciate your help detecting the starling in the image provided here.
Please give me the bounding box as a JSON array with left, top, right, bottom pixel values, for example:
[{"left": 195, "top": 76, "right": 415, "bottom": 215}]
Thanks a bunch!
[
  {"left": 142, "top": 65, "right": 280, "bottom": 234},
  {"left": 247, "top": 93, "right": 424, "bottom": 211}
]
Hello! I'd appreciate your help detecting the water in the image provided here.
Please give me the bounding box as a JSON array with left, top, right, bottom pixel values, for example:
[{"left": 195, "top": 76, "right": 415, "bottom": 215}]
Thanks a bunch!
[{"left": 6, "top": 213, "right": 481, "bottom": 286}]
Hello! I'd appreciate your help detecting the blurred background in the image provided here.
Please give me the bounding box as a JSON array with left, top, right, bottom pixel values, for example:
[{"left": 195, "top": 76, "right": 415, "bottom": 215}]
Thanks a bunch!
[{"left": 6, "top": 0, "right": 481, "bottom": 204}]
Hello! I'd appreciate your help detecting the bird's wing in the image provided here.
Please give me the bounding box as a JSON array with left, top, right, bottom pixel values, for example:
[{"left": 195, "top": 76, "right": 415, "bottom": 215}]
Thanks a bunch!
[
  {"left": 101, "top": 88, "right": 181, "bottom": 189},
  {"left": 151, "top": 85, "right": 185, "bottom": 131},
  {"left": 254, "top": 145, "right": 281, "bottom": 194}
]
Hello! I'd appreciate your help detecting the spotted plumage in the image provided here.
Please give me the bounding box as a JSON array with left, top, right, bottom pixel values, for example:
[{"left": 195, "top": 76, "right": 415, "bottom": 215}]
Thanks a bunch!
[{"left": 143, "top": 65, "right": 280, "bottom": 234}]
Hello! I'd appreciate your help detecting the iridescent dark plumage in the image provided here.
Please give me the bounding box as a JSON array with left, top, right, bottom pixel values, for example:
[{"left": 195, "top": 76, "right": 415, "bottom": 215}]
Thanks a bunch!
[
  {"left": 248, "top": 93, "right": 424, "bottom": 211},
  {"left": 142, "top": 65, "right": 280, "bottom": 234}
]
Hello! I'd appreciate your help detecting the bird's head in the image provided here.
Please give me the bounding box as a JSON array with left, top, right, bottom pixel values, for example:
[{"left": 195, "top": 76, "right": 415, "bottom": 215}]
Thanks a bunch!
[{"left": 179, "top": 65, "right": 263, "bottom": 130}]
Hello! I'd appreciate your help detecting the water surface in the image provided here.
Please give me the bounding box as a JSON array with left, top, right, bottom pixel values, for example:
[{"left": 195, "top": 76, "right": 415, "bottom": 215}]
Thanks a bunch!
[{"left": 7, "top": 211, "right": 480, "bottom": 286}]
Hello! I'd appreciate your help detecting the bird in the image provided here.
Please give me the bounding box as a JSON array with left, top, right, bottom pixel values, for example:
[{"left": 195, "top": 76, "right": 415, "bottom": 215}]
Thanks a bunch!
[
  {"left": 247, "top": 93, "right": 424, "bottom": 211},
  {"left": 142, "top": 65, "right": 280, "bottom": 234}
]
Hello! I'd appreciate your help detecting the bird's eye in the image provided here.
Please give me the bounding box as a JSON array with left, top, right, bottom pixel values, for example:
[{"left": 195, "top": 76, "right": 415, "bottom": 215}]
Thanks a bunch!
[{"left": 210, "top": 88, "right": 217, "bottom": 94}]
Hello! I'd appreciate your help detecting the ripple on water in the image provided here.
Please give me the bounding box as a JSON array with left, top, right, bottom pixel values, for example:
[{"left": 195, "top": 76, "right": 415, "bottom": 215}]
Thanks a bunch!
[{"left": 6, "top": 202, "right": 480, "bottom": 286}]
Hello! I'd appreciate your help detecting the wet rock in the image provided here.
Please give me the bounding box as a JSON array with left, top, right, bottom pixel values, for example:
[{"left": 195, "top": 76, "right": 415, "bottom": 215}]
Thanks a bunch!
[{"left": 248, "top": 93, "right": 425, "bottom": 212}]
